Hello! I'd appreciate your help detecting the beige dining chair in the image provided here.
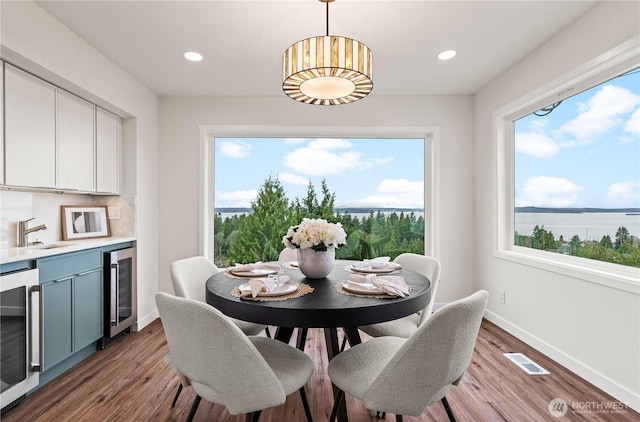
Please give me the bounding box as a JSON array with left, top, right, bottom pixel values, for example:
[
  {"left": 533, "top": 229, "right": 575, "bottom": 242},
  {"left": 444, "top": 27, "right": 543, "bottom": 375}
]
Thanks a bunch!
[
  {"left": 168, "top": 256, "right": 270, "bottom": 407},
  {"left": 156, "top": 292, "right": 314, "bottom": 422},
  {"left": 357, "top": 253, "right": 441, "bottom": 339},
  {"left": 278, "top": 247, "right": 298, "bottom": 262},
  {"left": 327, "top": 290, "right": 488, "bottom": 422}
]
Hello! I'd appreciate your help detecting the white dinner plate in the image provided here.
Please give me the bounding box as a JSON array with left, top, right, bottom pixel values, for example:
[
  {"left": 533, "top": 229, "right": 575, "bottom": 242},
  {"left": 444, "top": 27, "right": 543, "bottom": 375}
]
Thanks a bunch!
[
  {"left": 238, "top": 281, "right": 298, "bottom": 297},
  {"left": 341, "top": 280, "right": 383, "bottom": 295},
  {"left": 349, "top": 263, "right": 400, "bottom": 274},
  {"left": 230, "top": 264, "right": 280, "bottom": 277}
]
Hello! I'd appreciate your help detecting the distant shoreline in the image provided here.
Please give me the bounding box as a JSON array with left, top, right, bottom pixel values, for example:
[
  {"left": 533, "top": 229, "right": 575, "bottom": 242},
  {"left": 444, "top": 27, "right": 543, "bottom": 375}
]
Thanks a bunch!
[
  {"left": 215, "top": 207, "right": 425, "bottom": 214},
  {"left": 215, "top": 206, "right": 639, "bottom": 214},
  {"left": 515, "top": 207, "right": 640, "bottom": 214}
]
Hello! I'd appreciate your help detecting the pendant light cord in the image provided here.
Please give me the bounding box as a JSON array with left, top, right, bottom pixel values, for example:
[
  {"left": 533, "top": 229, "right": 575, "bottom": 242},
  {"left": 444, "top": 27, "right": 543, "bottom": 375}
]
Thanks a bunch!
[{"left": 326, "top": 0, "right": 330, "bottom": 36}]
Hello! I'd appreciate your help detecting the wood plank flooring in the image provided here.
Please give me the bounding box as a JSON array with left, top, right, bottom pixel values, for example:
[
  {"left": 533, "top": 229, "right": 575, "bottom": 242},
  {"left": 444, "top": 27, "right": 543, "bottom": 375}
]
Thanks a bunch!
[{"left": 2, "top": 319, "right": 637, "bottom": 422}]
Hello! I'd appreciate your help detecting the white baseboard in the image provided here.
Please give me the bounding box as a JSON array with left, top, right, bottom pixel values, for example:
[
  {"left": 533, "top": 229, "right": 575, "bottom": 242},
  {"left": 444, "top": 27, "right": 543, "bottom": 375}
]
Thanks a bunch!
[
  {"left": 134, "top": 309, "right": 159, "bottom": 332},
  {"left": 484, "top": 310, "right": 640, "bottom": 413}
]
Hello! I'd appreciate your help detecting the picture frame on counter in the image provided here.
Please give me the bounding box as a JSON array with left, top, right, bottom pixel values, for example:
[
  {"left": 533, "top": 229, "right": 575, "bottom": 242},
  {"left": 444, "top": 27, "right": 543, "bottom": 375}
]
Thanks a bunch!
[{"left": 61, "top": 205, "right": 111, "bottom": 240}]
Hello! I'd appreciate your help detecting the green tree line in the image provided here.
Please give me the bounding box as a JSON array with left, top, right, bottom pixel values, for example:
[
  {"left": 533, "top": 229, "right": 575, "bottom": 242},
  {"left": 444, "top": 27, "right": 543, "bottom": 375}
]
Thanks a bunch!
[
  {"left": 515, "top": 225, "right": 640, "bottom": 268},
  {"left": 214, "top": 175, "right": 425, "bottom": 266}
]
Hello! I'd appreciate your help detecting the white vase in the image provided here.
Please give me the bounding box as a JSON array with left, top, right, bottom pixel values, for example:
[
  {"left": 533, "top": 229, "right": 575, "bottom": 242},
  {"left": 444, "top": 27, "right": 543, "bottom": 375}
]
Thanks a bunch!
[{"left": 297, "top": 248, "right": 335, "bottom": 279}]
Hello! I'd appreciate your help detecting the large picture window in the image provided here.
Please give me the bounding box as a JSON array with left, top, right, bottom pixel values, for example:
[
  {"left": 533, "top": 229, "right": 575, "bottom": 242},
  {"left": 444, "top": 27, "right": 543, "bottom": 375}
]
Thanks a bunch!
[
  {"left": 514, "top": 68, "right": 639, "bottom": 268},
  {"left": 496, "top": 44, "right": 640, "bottom": 289},
  {"left": 212, "top": 137, "right": 425, "bottom": 266},
  {"left": 199, "top": 126, "right": 437, "bottom": 268}
]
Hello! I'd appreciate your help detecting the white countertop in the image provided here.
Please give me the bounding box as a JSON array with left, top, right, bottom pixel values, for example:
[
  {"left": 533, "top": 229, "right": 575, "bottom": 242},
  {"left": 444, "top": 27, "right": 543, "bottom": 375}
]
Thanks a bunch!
[{"left": 0, "top": 237, "right": 136, "bottom": 264}]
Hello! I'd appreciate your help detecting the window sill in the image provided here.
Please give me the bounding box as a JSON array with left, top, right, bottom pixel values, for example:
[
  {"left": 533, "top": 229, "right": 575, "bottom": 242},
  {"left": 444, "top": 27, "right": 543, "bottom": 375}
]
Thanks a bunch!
[{"left": 495, "top": 248, "right": 640, "bottom": 295}]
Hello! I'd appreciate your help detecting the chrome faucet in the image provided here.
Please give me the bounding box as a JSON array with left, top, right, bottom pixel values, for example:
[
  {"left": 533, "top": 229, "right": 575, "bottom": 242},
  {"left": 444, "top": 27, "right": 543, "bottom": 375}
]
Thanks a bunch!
[{"left": 17, "top": 218, "right": 48, "bottom": 247}]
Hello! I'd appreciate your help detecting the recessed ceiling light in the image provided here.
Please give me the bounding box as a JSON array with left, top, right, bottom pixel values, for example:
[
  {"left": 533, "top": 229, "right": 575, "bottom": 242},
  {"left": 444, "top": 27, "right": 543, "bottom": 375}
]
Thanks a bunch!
[
  {"left": 437, "top": 50, "right": 457, "bottom": 61},
  {"left": 183, "top": 51, "right": 203, "bottom": 62}
]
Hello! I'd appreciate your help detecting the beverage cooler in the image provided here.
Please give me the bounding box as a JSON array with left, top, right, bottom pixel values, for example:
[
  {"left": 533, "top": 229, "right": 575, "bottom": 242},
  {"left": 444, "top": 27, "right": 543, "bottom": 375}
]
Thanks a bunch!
[{"left": 101, "top": 247, "right": 136, "bottom": 347}]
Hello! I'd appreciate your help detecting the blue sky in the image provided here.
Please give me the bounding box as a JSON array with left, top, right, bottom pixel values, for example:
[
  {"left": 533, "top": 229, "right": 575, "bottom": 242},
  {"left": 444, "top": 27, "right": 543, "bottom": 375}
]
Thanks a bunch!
[
  {"left": 515, "top": 68, "right": 640, "bottom": 209},
  {"left": 214, "top": 138, "right": 424, "bottom": 209}
]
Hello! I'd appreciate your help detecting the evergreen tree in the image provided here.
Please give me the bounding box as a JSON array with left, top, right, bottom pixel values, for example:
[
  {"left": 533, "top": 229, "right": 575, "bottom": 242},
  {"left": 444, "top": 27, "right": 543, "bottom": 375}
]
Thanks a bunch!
[{"left": 227, "top": 174, "right": 291, "bottom": 264}]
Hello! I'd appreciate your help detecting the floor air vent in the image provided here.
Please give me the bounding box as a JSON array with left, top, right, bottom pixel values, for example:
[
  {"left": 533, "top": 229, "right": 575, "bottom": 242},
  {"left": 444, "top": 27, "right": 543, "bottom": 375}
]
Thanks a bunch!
[{"left": 504, "top": 353, "right": 550, "bottom": 375}]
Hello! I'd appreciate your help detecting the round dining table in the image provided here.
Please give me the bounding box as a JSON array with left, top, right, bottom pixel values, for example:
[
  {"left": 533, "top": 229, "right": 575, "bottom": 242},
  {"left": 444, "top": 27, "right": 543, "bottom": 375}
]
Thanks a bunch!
[{"left": 205, "top": 259, "right": 432, "bottom": 421}]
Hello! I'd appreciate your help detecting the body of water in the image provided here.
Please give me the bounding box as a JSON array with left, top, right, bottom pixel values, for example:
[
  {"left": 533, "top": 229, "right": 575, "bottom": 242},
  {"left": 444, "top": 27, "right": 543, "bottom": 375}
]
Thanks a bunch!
[{"left": 515, "top": 212, "right": 640, "bottom": 241}]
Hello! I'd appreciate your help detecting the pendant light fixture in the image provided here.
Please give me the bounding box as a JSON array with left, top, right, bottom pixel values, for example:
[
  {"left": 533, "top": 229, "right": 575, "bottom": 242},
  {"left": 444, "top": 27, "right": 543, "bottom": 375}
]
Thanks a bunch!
[{"left": 282, "top": 0, "right": 373, "bottom": 105}]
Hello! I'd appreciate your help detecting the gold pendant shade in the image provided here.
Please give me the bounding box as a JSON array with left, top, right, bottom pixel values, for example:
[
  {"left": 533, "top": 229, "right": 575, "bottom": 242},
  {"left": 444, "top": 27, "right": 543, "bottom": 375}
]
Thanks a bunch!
[{"left": 282, "top": 0, "right": 373, "bottom": 105}]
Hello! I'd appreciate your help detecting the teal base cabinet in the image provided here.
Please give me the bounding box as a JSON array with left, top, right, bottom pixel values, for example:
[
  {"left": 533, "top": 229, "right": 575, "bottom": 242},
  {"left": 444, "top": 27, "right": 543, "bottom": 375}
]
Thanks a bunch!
[{"left": 38, "top": 249, "right": 103, "bottom": 371}]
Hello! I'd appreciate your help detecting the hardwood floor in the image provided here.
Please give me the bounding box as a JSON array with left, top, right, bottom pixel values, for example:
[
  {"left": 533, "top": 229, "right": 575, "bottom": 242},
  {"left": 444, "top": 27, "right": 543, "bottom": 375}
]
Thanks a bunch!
[{"left": 3, "top": 319, "right": 637, "bottom": 422}]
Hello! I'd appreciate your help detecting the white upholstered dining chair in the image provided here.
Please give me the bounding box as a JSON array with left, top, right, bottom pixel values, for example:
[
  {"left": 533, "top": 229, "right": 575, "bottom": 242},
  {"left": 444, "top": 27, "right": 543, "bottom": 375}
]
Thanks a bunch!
[
  {"left": 358, "top": 253, "right": 441, "bottom": 339},
  {"left": 156, "top": 292, "right": 314, "bottom": 422},
  {"left": 278, "top": 247, "right": 297, "bottom": 262},
  {"left": 327, "top": 290, "right": 488, "bottom": 422},
  {"left": 167, "top": 256, "right": 269, "bottom": 407}
]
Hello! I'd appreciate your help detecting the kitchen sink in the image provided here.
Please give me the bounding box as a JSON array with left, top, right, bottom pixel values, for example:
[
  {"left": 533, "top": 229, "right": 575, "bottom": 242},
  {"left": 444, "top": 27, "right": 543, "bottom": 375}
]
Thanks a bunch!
[{"left": 27, "top": 243, "right": 72, "bottom": 250}]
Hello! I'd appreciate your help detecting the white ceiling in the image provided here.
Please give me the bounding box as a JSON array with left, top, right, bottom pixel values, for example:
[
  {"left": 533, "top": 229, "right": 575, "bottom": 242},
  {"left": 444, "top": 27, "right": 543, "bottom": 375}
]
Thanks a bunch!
[{"left": 36, "top": 0, "right": 598, "bottom": 98}]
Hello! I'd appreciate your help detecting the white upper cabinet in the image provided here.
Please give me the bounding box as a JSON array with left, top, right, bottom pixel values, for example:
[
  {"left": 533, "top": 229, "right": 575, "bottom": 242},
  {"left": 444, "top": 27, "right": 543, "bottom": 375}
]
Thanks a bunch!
[
  {"left": 2, "top": 63, "right": 121, "bottom": 194},
  {"left": 0, "top": 64, "right": 4, "bottom": 185},
  {"left": 4, "top": 64, "right": 57, "bottom": 188},
  {"left": 58, "top": 90, "right": 95, "bottom": 191},
  {"left": 96, "top": 108, "right": 119, "bottom": 194}
]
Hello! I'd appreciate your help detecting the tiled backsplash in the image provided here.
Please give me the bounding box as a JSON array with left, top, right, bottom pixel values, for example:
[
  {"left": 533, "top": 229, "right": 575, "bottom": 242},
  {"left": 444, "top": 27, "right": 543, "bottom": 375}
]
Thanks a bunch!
[{"left": 0, "top": 190, "right": 135, "bottom": 248}]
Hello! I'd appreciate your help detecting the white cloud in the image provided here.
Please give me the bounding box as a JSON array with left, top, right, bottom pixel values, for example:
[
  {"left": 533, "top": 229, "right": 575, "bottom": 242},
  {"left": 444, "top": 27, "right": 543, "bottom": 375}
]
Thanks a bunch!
[
  {"left": 515, "top": 131, "right": 559, "bottom": 158},
  {"left": 216, "top": 190, "right": 257, "bottom": 207},
  {"left": 279, "top": 172, "right": 309, "bottom": 185},
  {"left": 308, "top": 138, "right": 352, "bottom": 150},
  {"left": 516, "top": 176, "right": 582, "bottom": 207},
  {"left": 219, "top": 140, "right": 251, "bottom": 158},
  {"left": 559, "top": 85, "right": 640, "bottom": 142},
  {"left": 283, "top": 139, "right": 382, "bottom": 176},
  {"left": 624, "top": 108, "right": 640, "bottom": 139},
  {"left": 284, "top": 138, "right": 306, "bottom": 145},
  {"left": 607, "top": 181, "right": 640, "bottom": 207},
  {"left": 341, "top": 179, "right": 424, "bottom": 208}
]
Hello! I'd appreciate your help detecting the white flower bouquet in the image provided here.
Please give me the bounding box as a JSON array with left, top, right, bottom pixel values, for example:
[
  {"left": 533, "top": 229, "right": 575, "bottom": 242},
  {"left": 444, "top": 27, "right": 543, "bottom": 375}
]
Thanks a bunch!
[{"left": 283, "top": 218, "right": 347, "bottom": 252}]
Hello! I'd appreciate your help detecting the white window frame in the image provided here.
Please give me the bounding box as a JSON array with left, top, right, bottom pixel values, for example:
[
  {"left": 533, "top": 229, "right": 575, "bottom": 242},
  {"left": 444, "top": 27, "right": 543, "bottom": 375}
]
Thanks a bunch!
[
  {"left": 494, "top": 38, "right": 640, "bottom": 294},
  {"left": 198, "top": 125, "right": 439, "bottom": 264}
]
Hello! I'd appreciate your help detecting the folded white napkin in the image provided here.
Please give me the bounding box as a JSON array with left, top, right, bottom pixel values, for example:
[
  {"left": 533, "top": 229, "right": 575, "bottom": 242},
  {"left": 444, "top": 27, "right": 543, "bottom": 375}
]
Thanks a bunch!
[
  {"left": 352, "top": 257, "right": 399, "bottom": 270},
  {"left": 233, "top": 262, "right": 264, "bottom": 272},
  {"left": 245, "top": 275, "right": 290, "bottom": 298},
  {"left": 348, "top": 274, "right": 409, "bottom": 297}
]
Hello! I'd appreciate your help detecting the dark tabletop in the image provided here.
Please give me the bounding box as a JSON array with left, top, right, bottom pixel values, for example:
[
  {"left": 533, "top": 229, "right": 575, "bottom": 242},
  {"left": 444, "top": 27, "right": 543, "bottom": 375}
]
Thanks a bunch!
[{"left": 205, "top": 260, "right": 432, "bottom": 329}]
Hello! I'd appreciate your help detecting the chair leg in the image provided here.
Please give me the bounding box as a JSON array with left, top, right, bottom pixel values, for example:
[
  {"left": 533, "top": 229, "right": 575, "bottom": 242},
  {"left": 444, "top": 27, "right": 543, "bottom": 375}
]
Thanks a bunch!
[
  {"left": 296, "top": 328, "right": 308, "bottom": 351},
  {"left": 299, "top": 387, "right": 313, "bottom": 422},
  {"left": 395, "top": 415, "right": 403, "bottom": 422},
  {"left": 339, "top": 334, "right": 347, "bottom": 352},
  {"left": 246, "top": 410, "right": 262, "bottom": 422},
  {"left": 170, "top": 383, "right": 183, "bottom": 408},
  {"left": 265, "top": 327, "right": 271, "bottom": 338},
  {"left": 441, "top": 396, "right": 457, "bottom": 422},
  {"left": 329, "top": 389, "right": 345, "bottom": 422},
  {"left": 186, "top": 395, "right": 201, "bottom": 422}
]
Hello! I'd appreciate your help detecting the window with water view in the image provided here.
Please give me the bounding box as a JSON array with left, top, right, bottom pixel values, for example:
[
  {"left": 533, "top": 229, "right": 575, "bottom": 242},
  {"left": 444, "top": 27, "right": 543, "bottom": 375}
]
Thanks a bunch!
[
  {"left": 213, "top": 138, "right": 425, "bottom": 267},
  {"left": 514, "top": 67, "right": 640, "bottom": 268}
]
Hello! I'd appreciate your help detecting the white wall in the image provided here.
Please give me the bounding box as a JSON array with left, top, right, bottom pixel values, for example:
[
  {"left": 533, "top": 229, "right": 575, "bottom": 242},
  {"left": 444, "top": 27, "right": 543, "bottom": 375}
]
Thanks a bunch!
[
  {"left": 475, "top": 1, "right": 640, "bottom": 410},
  {"left": 158, "top": 95, "right": 475, "bottom": 304},
  {"left": 0, "top": 1, "right": 160, "bottom": 329}
]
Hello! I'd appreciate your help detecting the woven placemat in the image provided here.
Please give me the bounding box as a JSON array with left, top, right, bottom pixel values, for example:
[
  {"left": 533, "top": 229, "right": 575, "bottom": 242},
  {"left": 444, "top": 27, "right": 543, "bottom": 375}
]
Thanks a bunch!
[
  {"left": 231, "top": 283, "right": 314, "bottom": 301},
  {"left": 342, "top": 265, "right": 402, "bottom": 275},
  {"left": 334, "top": 282, "right": 401, "bottom": 299},
  {"left": 223, "top": 266, "right": 285, "bottom": 280}
]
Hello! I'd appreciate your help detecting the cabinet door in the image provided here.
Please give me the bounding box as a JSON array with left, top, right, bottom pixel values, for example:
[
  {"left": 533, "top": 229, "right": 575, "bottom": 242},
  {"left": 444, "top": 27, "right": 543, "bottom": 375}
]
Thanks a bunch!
[
  {"left": 1, "top": 62, "right": 4, "bottom": 185},
  {"left": 4, "top": 64, "right": 56, "bottom": 188},
  {"left": 58, "top": 90, "right": 95, "bottom": 191},
  {"left": 42, "top": 277, "right": 73, "bottom": 370},
  {"left": 73, "top": 268, "right": 103, "bottom": 350},
  {"left": 96, "top": 108, "right": 119, "bottom": 193}
]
